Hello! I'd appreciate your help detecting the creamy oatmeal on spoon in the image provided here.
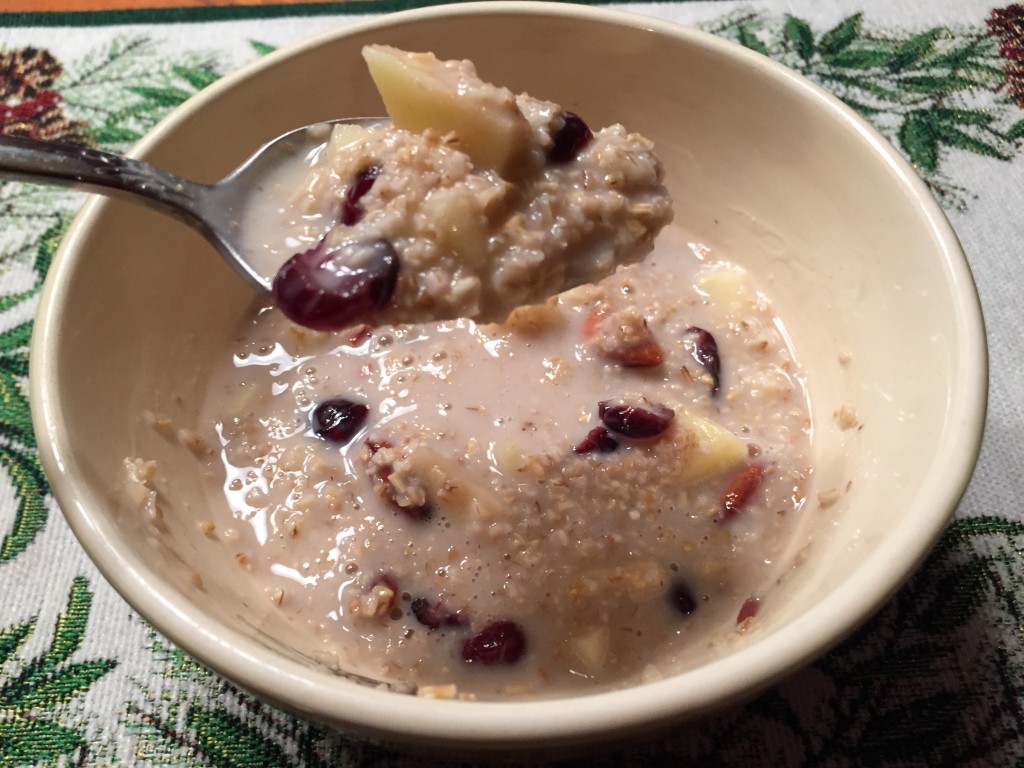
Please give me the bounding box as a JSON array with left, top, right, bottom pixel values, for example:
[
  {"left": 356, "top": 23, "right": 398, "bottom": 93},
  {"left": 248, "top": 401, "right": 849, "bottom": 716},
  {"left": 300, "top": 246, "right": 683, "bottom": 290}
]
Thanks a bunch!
[{"left": 246, "top": 45, "right": 673, "bottom": 329}]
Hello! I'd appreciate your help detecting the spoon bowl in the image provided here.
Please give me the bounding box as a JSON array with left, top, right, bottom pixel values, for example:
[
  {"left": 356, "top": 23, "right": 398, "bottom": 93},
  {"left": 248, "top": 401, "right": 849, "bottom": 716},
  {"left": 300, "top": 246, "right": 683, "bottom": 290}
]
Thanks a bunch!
[{"left": 0, "top": 117, "right": 384, "bottom": 294}]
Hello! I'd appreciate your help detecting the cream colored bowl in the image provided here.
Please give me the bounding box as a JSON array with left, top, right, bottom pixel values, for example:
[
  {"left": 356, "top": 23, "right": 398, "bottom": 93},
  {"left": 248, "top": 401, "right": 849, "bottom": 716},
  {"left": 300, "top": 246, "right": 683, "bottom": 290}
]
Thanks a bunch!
[{"left": 30, "top": 1, "right": 986, "bottom": 752}]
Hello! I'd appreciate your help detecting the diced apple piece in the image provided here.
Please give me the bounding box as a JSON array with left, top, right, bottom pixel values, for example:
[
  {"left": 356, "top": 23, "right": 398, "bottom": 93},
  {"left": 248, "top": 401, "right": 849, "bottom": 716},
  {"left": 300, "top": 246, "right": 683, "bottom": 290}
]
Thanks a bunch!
[
  {"left": 419, "top": 185, "right": 489, "bottom": 269},
  {"left": 504, "top": 301, "right": 566, "bottom": 336},
  {"left": 572, "top": 561, "right": 667, "bottom": 604},
  {"left": 558, "top": 283, "right": 608, "bottom": 308},
  {"left": 698, "top": 267, "right": 756, "bottom": 317},
  {"left": 298, "top": 124, "right": 374, "bottom": 208},
  {"left": 362, "top": 44, "right": 533, "bottom": 179},
  {"left": 405, "top": 445, "right": 505, "bottom": 522},
  {"left": 570, "top": 625, "right": 610, "bottom": 671},
  {"left": 326, "top": 122, "right": 371, "bottom": 156},
  {"left": 491, "top": 440, "right": 526, "bottom": 476},
  {"left": 675, "top": 410, "right": 747, "bottom": 486}
]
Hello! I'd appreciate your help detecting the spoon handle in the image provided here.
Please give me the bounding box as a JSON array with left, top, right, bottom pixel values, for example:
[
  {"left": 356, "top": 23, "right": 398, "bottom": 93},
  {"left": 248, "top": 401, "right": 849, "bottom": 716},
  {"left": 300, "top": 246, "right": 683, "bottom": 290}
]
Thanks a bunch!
[{"left": 0, "top": 136, "right": 210, "bottom": 224}]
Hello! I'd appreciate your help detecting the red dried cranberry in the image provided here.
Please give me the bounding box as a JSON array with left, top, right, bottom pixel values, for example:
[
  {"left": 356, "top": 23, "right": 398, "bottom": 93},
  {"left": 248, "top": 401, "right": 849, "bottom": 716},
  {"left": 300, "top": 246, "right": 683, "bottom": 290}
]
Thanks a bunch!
[
  {"left": 272, "top": 238, "right": 399, "bottom": 331},
  {"left": 669, "top": 580, "right": 697, "bottom": 616},
  {"left": 310, "top": 398, "right": 368, "bottom": 443},
  {"left": 598, "top": 400, "right": 675, "bottom": 439},
  {"left": 340, "top": 164, "right": 381, "bottom": 226},
  {"left": 737, "top": 597, "right": 760, "bottom": 623},
  {"left": 411, "top": 597, "right": 467, "bottom": 630},
  {"left": 611, "top": 339, "right": 664, "bottom": 367},
  {"left": 685, "top": 326, "right": 721, "bottom": 395},
  {"left": 718, "top": 462, "right": 765, "bottom": 522},
  {"left": 573, "top": 426, "right": 619, "bottom": 455},
  {"left": 548, "top": 112, "right": 593, "bottom": 163},
  {"left": 462, "top": 620, "right": 526, "bottom": 665}
]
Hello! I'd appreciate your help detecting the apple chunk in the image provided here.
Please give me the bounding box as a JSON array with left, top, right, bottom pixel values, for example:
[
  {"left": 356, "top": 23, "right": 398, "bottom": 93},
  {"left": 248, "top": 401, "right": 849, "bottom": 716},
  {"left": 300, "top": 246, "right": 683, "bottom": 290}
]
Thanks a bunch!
[
  {"left": 362, "top": 44, "right": 534, "bottom": 179},
  {"left": 325, "top": 122, "right": 371, "bottom": 156},
  {"left": 673, "top": 410, "right": 748, "bottom": 487},
  {"left": 698, "top": 267, "right": 757, "bottom": 318}
]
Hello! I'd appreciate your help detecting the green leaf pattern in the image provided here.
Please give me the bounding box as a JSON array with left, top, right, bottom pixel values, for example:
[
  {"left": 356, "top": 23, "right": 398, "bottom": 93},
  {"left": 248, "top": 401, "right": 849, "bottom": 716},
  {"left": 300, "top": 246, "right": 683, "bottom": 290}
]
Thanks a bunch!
[
  {"left": 708, "top": 9, "right": 1024, "bottom": 208},
  {"left": 56, "top": 36, "right": 221, "bottom": 154},
  {"left": 0, "top": 319, "right": 49, "bottom": 562},
  {"left": 0, "top": 579, "right": 116, "bottom": 766}
]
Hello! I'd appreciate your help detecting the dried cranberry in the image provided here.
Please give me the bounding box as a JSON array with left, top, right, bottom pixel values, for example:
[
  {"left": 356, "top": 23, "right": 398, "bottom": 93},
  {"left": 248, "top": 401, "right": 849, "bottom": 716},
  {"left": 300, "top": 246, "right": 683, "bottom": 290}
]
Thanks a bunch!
[
  {"left": 573, "top": 426, "right": 619, "bottom": 455},
  {"left": 310, "top": 398, "right": 368, "bottom": 443},
  {"left": 462, "top": 620, "right": 526, "bottom": 665},
  {"left": 611, "top": 339, "right": 664, "bottom": 367},
  {"left": 685, "top": 326, "right": 721, "bottom": 395},
  {"left": 272, "top": 237, "right": 399, "bottom": 331},
  {"left": 340, "top": 164, "right": 381, "bottom": 226},
  {"left": 669, "top": 580, "right": 698, "bottom": 616},
  {"left": 718, "top": 462, "right": 765, "bottom": 522},
  {"left": 598, "top": 400, "right": 675, "bottom": 439},
  {"left": 548, "top": 112, "right": 593, "bottom": 163},
  {"left": 411, "top": 597, "right": 467, "bottom": 630},
  {"left": 737, "top": 597, "right": 760, "bottom": 624}
]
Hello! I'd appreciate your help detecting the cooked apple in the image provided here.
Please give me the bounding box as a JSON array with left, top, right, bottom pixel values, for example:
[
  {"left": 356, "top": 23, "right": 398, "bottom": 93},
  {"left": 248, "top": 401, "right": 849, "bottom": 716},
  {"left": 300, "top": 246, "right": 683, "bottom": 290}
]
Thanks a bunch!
[
  {"left": 362, "top": 44, "right": 534, "bottom": 179},
  {"left": 674, "top": 409, "right": 747, "bottom": 486}
]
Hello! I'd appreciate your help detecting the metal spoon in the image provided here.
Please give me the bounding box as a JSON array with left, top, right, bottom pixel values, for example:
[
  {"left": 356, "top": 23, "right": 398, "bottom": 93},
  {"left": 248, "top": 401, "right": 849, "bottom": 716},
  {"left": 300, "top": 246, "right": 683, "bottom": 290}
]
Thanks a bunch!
[{"left": 0, "top": 117, "right": 385, "bottom": 294}]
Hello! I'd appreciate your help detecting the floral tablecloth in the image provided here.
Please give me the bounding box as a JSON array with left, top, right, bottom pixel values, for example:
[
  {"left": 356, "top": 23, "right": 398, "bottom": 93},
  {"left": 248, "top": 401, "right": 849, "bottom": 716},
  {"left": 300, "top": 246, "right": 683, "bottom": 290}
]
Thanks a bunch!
[{"left": 0, "top": 0, "right": 1021, "bottom": 765}]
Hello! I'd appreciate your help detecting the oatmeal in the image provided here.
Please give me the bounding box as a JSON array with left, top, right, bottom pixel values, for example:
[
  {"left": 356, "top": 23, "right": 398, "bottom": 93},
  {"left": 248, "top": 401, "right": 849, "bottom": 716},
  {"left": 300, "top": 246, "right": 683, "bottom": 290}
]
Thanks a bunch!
[
  {"left": 165, "top": 226, "right": 812, "bottom": 698},
  {"left": 128, "top": 50, "right": 812, "bottom": 699},
  {"left": 242, "top": 45, "right": 672, "bottom": 330}
]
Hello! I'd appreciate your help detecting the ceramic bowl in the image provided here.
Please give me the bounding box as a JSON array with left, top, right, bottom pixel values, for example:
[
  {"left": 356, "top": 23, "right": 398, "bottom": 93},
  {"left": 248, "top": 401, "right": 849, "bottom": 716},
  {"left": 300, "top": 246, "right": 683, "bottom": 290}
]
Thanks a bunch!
[{"left": 30, "top": 1, "right": 987, "bottom": 752}]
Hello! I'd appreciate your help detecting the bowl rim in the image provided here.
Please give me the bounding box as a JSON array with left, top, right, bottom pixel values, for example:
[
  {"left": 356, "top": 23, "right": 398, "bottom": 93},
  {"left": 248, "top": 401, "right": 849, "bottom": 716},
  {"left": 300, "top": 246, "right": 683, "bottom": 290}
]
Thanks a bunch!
[{"left": 29, "top": 0, "right": 988, "bottom": 749}]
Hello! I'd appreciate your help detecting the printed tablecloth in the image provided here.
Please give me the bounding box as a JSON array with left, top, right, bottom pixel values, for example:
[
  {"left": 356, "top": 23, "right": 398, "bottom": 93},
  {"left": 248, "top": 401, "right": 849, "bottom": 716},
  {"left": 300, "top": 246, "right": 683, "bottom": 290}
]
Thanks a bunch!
[{"left": 0, "top": 1, "right": 1021, "bottom": 765}]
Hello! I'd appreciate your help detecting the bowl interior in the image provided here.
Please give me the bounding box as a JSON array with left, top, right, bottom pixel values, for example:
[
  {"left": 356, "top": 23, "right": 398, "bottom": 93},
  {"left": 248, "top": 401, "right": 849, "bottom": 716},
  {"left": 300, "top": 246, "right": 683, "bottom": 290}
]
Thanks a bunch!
[{"left": 32, "top": 2, "right": 985, "bottom": 749}]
